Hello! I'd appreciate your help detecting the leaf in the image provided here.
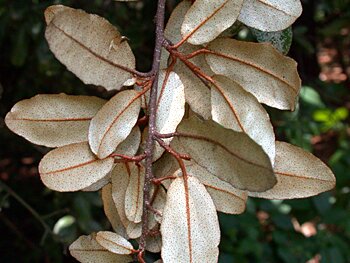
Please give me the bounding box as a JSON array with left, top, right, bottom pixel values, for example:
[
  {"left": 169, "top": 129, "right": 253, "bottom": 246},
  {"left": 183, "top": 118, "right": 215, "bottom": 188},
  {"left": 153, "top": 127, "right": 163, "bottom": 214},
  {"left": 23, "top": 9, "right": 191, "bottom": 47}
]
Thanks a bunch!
[
  {"left": 186, "top": 163, "right": 247, "bottom": 214},
  {"left": 172, "top": 116, "right": 276, "bottom": 192},
  {"left": 153, "top": 70, "right": 185, "bottom": 160},
  {"left": 101, "top": 184, "right": 127, "bottom": 238},
  {"left": 69, "top": 234, "right": 132, "bottom": 263},
  {"left": 251, "top": 27, "right": 293, "bottom": 55},
  {"left": 249, "top": 142, "right": 336, "bottom": 199},
  {"left": 89, "top": 90, "right": 141, "bottom": 159},
  {"left": 161, "top": 176, "right": 220, "bottom": 263},
  {"left": 126, "top": 222, "right": 142, "bottom": 239},
  {"left": 96, "top": 231, "right": 134, "bottom": 255},
  {"left": 164, "top": 0, "right": 211, "bottom": 119},
  {"left": 111, "top": 164, "right": 131, "bottom": 228},
  {"left": 181, "top": 0, "right": 244, "bottom": 45},
  {"left": 82, "top": 176, "right": 110, "bottom": 192},
  {"left": 238, "top": 0, "right": 302, "bottom": 32},
  {"left": 145, "top": 234, "right": 162, "bottom": 253},
  {"left": 175, "top": 47, "right": 212, "bottom": 120},
  {"left": 114, "top": 126, "right": 141, "bottom": 158},
  {"left": 5, "top": 94, "right": 105, "bottom": 148},
  {"left": 124, "top": 163, "right": 144, "bottom": 223},
  {"left": 210, "top": 75, "right": 275, "bottom": 164},
  {"left": 151, "top": 186, "right": 167, "bottom": 224},
  {"left": 44, "top": 5, "right": 73, "bottom": 25},
  {"left": 206, "top": 38, "right": 301, "bottom": 110},
  {"left": 45, "top": 6, "right": 135, "bottom": 91},
  {"left": 83, "top": 126, "right": 140, "bottom": 192},
  {"left": 39, "top": 142, "right": 114, "bottom": 192}
]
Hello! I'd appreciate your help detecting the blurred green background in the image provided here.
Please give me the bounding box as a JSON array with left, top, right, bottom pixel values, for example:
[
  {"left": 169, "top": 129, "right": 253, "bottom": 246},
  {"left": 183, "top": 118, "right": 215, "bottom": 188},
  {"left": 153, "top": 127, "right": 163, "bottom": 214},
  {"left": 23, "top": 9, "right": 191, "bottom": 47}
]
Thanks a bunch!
[{"left": 0, "top": 0, "right": 349, "bottom": 262}]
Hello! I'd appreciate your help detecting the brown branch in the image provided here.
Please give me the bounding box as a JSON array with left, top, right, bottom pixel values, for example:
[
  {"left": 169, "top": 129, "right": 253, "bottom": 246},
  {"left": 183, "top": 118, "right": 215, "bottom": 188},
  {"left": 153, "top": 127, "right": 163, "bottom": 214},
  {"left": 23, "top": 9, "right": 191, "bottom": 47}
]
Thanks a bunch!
[{"left": 138, "top": 0, "right": 166, "bottom": 259}]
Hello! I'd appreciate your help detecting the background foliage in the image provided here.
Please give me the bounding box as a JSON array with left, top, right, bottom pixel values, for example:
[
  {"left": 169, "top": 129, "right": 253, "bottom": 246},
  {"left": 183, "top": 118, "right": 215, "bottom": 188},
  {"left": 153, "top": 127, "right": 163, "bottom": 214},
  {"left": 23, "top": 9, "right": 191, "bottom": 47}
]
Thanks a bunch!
[{"left": 0, "top": 0, "right": 349, "bottom": 262}]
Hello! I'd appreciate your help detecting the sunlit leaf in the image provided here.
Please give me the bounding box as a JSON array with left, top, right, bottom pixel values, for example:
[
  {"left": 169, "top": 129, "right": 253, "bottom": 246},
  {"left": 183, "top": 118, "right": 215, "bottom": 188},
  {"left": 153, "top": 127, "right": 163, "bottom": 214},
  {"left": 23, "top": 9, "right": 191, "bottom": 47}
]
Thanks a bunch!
[
  {"left": 5, "top": 94, "right": 105, "bottom": 147},
  {"left": 206, "top": 38, "right": 301, "bottom": 110},
  {"left": 114, "top": 126, "right": 141, "bottom": 159},
  {"left": 69, "top": 234, "right": 132, "bottom": 263},
  {"left": 249, "top": 141, "right": 336, "bottom": 199},
  {"left": 45, "top": 6, "right": 135, "bottom": 90},
  {"left": 238, "top": 0, "right": 302, "bottom": 31},
  {"left": 181, "top": 0, "right": 244, "bottom": 45},
  {"left": 161, "top": 177, "right": 220, "bottom": 263},
  {"left": 164, "top": 0, "right": 211, "bottom": 119},
  {"left": 39, "top": 142, "right": 114, "bottom": 192},
  {"left": 154, "top": 70, "right": 185, "bottom": 160},
  {"left": 96, "top": 231, "right": 134, "bottom": 255},
  {"left": 89, "top": 90, "right": 141, "bottom": 159},
  {"left": 173, "top": 116, "right": 276, "bottom": 191},
  {"left": 210, "top": 75, "right": 275, "bottom": 163}
]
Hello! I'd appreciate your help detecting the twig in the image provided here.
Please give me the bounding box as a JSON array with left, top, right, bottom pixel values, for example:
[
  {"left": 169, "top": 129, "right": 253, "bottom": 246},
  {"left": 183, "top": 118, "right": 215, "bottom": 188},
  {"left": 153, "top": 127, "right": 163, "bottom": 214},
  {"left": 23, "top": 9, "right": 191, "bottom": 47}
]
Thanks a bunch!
[{"left": 139, "top": 0, "right": 167, "bottom": 258}]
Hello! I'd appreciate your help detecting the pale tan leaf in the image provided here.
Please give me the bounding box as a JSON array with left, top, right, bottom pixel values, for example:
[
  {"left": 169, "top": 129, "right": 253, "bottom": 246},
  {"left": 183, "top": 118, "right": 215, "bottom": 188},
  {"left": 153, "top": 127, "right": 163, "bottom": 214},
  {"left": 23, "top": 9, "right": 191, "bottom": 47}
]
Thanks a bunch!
[
  {"left": 96, "top": 231, "right": 134, "bottom": 255},
  {"left": 175, "top": 52, "right": 212, "bottom": 120},
  {"left": 238, "top": 0, "right": 302, "bottom": 31},
  {"left": 5, "top": 94, "right": 105, "bottom": 148},
  {"left": 210, "top": 75, "right": 275, "bottom": 164},
  {"left": 186, "top": 163, "right": 247, "bottom": 214},
  {"left": 181, "top": 0, "right": 244, "bottom": 45},
  {"left": 152, "top": 186, "right": 167, "bottom": 224},
  {"left": 126, "top": 222, "right": 142, "bottom": 239},
  {"left": 45, "top": 7, "right": 135, "bottom": 91},
  {"left": 44, "top": 5, "right": 73, "bottom": 25},
  {"left": 145, "top": 234, "right": 162, "bottom": 253},
  {"left": 89, "top": 90, "right": 141, "bottom": 159},
  {"left": 164, "top": 1, "right": 212, "bottom": 119},
  {"left": 161, "top": 0, "right": 192, "bottom": 69},
  {"left": 82, "top": 176, "right": 110, "bottom": 192},
  {"left": 161, "top": 177, "right": 220, "bottom": 263},
  {"left": 111, "top": 164, "right": 142, "bottom": 239},
  {"left": 249, "top": 141, "right": 336, "bottom": 199},
  {"left": 114, "top": 126, "right": 141, "bottom": 158},
  {"left": 153, "top": 152, "right": 181, "bottom": 189},
  {"left": 69, "top": 234, "right": 132, "bottom": 263},
  {"left": 111, "top": 163, "right": 130, "bottom": 228},
  {"left": 173, "top": 116, "right": 276, "bottom": 191},
  {"left": 102, "top": 184, "right": 127, "bottom": 238},
  {"left": 125, "top": 164, "right": 145, "bottom": 223},
  {"left": 206, "top": 38, "right": 301, "bottom": 110},
  {"left": 39, "top": 142, "right": 114, "bottom": 192},
  {"left": 153, "top": 70, "right": 185, "bottom": 160}
]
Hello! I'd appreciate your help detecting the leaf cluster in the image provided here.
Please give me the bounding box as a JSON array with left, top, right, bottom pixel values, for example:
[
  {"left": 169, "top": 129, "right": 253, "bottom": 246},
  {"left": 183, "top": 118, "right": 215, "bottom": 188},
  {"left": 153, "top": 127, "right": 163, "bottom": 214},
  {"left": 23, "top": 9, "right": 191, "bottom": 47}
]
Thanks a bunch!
[{"left": 4, "top": 1, "right": 337, "bottom": 262}]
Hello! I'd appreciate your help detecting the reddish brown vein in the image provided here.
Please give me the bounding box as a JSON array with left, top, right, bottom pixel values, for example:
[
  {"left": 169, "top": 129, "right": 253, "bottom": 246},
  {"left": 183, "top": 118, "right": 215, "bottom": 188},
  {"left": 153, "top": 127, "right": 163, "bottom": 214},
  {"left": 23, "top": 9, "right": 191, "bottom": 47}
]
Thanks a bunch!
[
  {"left": 183, "top": 177, "right": 193, "bottom": 263},
  {"left": 205, "top": 49, "right": 298, "bottom": 94},
  {"left": 97, "top": 92, "right": 144, "bottom": 154},
  {"left": 275, "top": 171, "right": 335, "bottom": 183},
  {"left": 50, "top": 22, "right": 137, "bottom": 75},
  {"left": 210, "top": 80, "right": 245, "bottom": 132},
  {"left": 176, "top": 0, "right": 230, "bottom": 47},
  {"left": 177, "top": 132, "right": 271, "bottom": 171},
  {"left": 42, "top": 158, "right": 103, "bottom": 175},
  {"left": 10, "top": 117, "right": 91, "bottom": 122},
  {"left": 97, "top": 235, "right": 134, "bottom": 252}
]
